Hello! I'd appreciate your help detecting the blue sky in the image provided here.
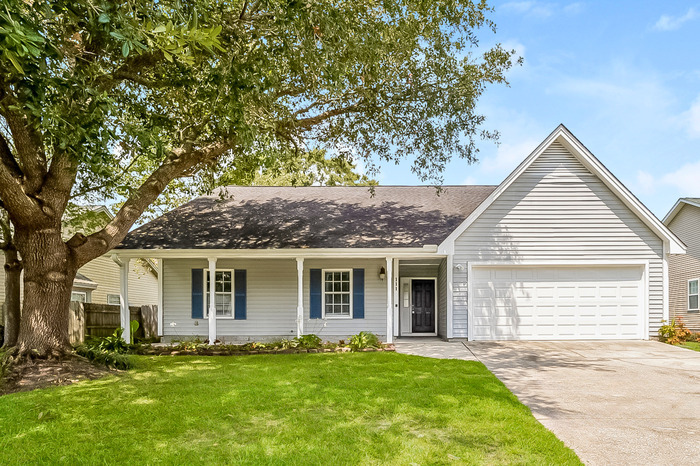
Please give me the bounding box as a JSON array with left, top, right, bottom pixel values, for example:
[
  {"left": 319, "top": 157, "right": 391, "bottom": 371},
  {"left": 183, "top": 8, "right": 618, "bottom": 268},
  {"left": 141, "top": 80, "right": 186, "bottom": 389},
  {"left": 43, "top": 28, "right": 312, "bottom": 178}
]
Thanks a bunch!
[{"left": 375, "top": 1, "right": 700, "bottom": 219}]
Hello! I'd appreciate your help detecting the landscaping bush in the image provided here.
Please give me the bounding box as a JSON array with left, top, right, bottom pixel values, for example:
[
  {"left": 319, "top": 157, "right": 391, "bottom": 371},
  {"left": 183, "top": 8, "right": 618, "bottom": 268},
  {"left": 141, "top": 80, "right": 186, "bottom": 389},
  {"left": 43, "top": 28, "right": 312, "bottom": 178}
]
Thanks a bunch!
[
  {"left": 348, "top": 332, "right": 380, "bottom": 351},
  {"left": 296, "top": 334, "right": 322, "bottom": 349},
  {"left": 75, "top": 328, "right": 132, "bottom": 369},
  {"left": 658, "top": 317, "right": 692, "bottom": 345}
]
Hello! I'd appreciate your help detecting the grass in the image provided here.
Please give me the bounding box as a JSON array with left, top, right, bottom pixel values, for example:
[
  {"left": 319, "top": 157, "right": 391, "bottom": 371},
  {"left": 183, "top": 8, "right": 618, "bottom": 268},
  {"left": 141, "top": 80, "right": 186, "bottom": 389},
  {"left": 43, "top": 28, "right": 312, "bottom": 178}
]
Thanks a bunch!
[
  {"left": 0, "top": 353, "right": 580, "bottom": 465},
  {"left": 679, "top": 341, "right": 700, "bottom": 352}
]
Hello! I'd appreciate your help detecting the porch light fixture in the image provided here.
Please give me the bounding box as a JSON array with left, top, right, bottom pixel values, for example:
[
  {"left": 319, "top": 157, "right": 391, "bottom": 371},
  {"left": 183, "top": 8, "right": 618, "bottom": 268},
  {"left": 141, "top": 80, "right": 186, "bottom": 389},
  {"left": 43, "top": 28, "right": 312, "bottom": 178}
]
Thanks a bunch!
[{"left": 379, "top": 266, "right": 386, "bottom": 280}]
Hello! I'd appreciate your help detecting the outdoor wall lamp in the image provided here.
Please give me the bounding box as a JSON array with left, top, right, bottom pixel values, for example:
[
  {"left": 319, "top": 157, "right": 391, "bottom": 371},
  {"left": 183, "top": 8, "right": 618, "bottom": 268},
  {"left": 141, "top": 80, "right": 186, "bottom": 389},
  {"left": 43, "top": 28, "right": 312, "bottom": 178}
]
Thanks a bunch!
[{"left": 379, "top": 266, "right": 386, "bottom": 280}]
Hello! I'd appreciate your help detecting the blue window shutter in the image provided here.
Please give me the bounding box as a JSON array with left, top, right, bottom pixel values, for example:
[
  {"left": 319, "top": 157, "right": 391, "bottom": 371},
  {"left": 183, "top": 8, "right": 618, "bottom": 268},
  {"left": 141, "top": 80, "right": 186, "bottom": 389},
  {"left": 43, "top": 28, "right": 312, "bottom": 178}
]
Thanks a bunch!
[
  {"left": 310, "top": 269, "right": 322, "bottom": 319},
  {"left": 234, "top": 270, "right": 247, "bottom": 320},
  {"left": 353, "top": 268, "right": 365, "bottom": 319},
  {"left": 191, "top": 269, "right": 204, "bottom": 319}
]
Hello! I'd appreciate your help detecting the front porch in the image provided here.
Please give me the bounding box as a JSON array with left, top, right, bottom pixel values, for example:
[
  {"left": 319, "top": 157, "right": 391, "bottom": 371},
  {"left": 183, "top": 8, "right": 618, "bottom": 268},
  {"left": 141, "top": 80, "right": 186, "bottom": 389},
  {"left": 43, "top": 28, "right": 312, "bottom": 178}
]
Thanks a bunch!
[{"left": 113, "top": 249, "right": 447, "bottom": 344}]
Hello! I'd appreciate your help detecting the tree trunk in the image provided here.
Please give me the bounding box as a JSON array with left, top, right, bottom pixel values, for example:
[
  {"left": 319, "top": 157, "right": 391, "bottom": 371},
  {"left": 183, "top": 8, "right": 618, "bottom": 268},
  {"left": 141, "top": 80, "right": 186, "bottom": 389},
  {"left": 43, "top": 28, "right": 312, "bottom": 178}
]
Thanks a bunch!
[
  {"left": 2, "top": 245, "right": 22, "bottom": 348},
  {"left": 14, "top": 227, "right": 76, "bottom": 357}
]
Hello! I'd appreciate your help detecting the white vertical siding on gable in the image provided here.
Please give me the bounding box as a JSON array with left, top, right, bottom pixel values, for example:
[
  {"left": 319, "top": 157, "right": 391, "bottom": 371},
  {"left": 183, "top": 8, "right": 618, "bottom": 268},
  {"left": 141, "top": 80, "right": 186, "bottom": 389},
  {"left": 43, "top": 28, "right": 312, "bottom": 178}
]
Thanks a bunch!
[
  {"left": 453, "top": 142, "right": 664, "bottom": 338},
  {"left": 667, "top": 204, "right": 700, "bottom": 330}
]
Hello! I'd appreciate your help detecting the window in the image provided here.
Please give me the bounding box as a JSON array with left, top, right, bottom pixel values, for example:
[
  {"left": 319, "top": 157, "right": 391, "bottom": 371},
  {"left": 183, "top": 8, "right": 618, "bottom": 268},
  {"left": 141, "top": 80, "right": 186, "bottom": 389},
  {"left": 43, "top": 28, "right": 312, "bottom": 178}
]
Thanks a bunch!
[
  {"left": 204, "top": 270, "right": 233, "bottom": 317},
  {"left": 689, "top": 279, "right": 699, "bottom": 311},
  {"left": 107, "top": 294, "right": 121, "bottom": 305},
  {"left": 323, "top": 270, "right": 351, "bottom": 317},
  {"left": 71, "top": 291, "right": 87, "bottom": 303}
]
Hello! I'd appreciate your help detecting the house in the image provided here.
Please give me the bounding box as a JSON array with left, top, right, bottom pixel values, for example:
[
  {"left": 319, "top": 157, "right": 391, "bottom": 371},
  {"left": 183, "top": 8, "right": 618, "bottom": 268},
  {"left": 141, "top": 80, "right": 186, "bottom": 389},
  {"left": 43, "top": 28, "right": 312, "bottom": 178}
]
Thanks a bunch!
[
  {"left": 0, "top": 206, "right": 158, "bottom": 308},
  {"left": 114, "top": 125, "right": 685, "bottom": 343},
  {"left": 663, "top": 198, "right": 700, "bottom": 331}
]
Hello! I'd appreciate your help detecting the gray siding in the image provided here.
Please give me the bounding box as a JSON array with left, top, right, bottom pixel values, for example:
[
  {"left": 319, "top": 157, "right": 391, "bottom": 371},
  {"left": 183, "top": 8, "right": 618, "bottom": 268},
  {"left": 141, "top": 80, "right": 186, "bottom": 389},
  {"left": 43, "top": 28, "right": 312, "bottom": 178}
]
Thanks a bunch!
[
  {"left": 162, "top": 257, "right": 387, "bottom": 340},
  {"left": 437, "top": 258, "right": 447, "bottom": 338},
  {"left": 453, "top": 141, "right": 664, "bottom": 338},
  {"left": 667, "top": 204, "right": 700, "bottom": 331}
]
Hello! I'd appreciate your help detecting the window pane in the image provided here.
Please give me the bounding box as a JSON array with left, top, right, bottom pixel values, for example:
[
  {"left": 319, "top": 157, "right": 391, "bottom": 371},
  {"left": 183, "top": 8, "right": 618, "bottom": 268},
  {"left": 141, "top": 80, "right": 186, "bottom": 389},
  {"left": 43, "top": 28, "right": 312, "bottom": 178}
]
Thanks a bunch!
[
  {"left": 334, "top": 282, "right": 341, "bottom": 292},
  {"left": 342, "top": 294, "right": 350, "bottom": 304},
  {"left": 690, "top": 280, "right": 698, "bottom": 295},
  {"left": 325, "top": 272, "right": 333, "bottom": 281},
  {"left": 690, "top": 295, "right": 699, "bottom": 310},
  {"left": 341, "top": 272, "right": 349, "bottom": 281},
  {"left": 342, "top": 282, "right": 349, "bottom": 292},
  {"left": 325, "top": 294, "right": 333, "bottom": 304},
  {"left": 341, "top": 305, "right": 350, "bottom": 315},
  {"left": 334, "top": 272, "right": 341, "bottom": 281},
  {"left": 325, "top": 282, "right": 333, "bottom": 292}
]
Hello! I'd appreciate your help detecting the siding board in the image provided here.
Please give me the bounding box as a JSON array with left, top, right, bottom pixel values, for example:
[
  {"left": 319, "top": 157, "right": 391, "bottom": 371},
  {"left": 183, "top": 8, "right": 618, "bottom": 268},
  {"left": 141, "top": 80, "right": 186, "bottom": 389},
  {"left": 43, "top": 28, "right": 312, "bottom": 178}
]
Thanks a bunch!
[
  {"left": 667, "top": 204, "right": 700, "bottom": 331},
  {"left": 453, "top": 142, "right": 664, "bottom": 338}
]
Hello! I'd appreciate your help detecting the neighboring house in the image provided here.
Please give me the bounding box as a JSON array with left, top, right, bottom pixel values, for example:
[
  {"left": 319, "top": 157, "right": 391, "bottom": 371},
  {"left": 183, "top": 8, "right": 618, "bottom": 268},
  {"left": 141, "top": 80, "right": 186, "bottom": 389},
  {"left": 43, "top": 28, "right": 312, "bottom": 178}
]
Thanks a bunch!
[
  {"left": 0, "top": 206, "right": 158, "bottom": 309},
  {"left": 114, "top": 125, "right": 685, "bottom": 343},
  {"left": 663, "top": 198, "right": 700, "bottom": 331}
]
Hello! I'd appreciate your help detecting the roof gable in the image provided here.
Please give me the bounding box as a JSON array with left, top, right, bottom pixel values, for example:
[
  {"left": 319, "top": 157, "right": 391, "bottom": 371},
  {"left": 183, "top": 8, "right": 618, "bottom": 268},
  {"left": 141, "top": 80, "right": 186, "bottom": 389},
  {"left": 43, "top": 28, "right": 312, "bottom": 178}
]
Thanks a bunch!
[
  {"left": 439, "top": 124, "right": 686, "bottom": 254},
  {"left": 663, "top": 198, "right": 700, "bottom": 225}
]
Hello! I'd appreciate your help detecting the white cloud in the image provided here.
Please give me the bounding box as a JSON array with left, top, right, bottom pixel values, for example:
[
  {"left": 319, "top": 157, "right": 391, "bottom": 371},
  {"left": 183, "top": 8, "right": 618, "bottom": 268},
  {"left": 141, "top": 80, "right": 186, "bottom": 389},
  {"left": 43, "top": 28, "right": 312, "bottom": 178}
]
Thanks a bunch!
[
  {"left": 462, "top": 175, "right": 478, "bottom": 185},
  {"left": 653, "top": 8, "right": 699, "bottom": 31},
  {"left": 634, "top": 162, "right": 700, "bottom": 198},
  {"left": 499, "top": 1, "right": 583, "bottom": 19},
  {"left": 480, "top": 139, "right": 539, "bottom": 174},
  {"left": 635, "top": 170, "right": 656, "bottom": 195},
  {"left": 684, "top": 95, "right": 700, "bottom": 138}
]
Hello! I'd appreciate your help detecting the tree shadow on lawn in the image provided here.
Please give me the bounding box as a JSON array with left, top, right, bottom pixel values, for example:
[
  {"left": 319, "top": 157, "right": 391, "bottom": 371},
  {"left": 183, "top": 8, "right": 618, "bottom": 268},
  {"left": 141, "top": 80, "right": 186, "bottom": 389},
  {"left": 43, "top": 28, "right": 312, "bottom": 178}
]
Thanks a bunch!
[{"left": 0, "top": 353, "right": 581, "bottom": 465}]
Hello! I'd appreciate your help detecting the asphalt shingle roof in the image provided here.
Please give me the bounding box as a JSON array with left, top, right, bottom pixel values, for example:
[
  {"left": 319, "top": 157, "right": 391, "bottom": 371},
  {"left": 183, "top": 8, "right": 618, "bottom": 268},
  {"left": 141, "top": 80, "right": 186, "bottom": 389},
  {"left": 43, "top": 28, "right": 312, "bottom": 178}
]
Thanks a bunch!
[{"left": 117, "top": 185, "right": 497, "bottom": 250}]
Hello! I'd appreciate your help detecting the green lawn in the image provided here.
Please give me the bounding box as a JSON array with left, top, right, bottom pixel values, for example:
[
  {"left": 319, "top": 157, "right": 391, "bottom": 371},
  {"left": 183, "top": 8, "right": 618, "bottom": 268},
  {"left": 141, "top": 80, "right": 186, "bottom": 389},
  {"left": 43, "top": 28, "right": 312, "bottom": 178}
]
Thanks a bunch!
[
  {"left": 679, "top": 341, "right": 700, "bottom": 352},
  {"left": 0, "top": 353, "right": 580, "bottom": 465}
]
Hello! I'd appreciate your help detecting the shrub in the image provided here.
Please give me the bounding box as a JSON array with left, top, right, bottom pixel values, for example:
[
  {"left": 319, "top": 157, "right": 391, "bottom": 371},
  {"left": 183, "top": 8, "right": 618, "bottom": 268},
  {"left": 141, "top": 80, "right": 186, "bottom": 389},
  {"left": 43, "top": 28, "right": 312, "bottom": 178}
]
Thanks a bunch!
[
  {"left": 348, "top": 332, "right": 380, "bottom": 351},
  {"left": 76, "top": 329, "right": 133, "bottom": 369},
  {"left": 172, "top": 339, "right": 207, "bottom": 352},
  {"left": 295, "top": 334, "right": 322, "bottom": 349},
  {"left": 75, "top": 344, "right": 132, "bottom": 370},
  {"left": 658, "top": 318, "right": 692, "bottom": 345},
  {"left": 89, "top": 328, "right": 129, "bottom": 354}
]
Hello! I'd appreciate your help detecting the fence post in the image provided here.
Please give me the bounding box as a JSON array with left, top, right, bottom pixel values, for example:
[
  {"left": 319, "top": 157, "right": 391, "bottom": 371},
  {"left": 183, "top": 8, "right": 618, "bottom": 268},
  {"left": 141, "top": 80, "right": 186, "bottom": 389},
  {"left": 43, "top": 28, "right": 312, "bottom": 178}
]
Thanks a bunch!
[{"left": 69, "top": 301, "right": 85, "bottom": 345}]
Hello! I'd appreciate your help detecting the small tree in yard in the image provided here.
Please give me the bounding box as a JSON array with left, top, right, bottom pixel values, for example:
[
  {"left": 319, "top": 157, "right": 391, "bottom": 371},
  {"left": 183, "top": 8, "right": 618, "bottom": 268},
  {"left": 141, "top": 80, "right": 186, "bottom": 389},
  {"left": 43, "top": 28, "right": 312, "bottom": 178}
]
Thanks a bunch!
[{"left": 0, "top": 0, "right": 518, "bottom": 357}]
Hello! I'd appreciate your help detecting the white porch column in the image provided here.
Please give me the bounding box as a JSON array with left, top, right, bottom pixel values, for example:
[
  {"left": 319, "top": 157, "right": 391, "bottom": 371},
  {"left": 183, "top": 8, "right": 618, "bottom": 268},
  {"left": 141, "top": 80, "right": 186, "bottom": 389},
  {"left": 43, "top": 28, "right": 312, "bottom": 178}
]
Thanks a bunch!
[
  {"left": 296, "top": 258, "right": 304, "bottom": 337},
  {"left": 119, "top": 258, "right": 131, "bottom": 343},
  {"left": 393, "top": 258, "right": 400, "bottom": 337},
  {"left": 386, "top": 257, "right": 393, "bottom": 343},
  {"left": 157, "top": 259, "right": 164, "bottom": 336},
  {"left": 208, "top": 257, "right": 217, "bottom": 344}
]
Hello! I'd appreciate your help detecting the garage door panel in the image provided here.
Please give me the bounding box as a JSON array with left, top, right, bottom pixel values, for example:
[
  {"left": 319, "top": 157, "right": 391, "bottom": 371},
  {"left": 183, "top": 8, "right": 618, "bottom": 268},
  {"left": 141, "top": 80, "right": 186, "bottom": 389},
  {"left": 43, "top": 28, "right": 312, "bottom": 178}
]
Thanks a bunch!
[{"left": 470, "top": 266, "right": 643, "bottom": 340}]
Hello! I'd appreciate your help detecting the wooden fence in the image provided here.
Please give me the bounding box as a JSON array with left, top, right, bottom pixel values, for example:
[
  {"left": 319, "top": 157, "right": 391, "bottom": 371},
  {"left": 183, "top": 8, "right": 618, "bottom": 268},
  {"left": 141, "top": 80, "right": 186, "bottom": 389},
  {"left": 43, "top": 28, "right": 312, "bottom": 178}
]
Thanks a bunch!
[{"left": 69, "top": 302, "right": 158, "bottom": 345}]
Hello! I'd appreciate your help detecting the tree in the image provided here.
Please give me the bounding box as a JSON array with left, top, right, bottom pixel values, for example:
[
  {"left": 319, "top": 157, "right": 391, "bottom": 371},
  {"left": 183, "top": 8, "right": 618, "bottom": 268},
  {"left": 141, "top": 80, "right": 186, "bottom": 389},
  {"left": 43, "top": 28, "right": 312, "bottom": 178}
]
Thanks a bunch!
[{"left": 0, "top": 0, "right": 517, "bottom": 356}]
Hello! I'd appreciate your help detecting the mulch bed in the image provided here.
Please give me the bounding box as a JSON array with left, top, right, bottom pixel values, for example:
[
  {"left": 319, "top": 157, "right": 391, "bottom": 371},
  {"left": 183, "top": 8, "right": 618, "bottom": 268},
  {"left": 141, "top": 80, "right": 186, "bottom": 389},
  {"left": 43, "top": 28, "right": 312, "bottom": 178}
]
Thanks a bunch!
[
  {"left": 140, "top": 344, "right": 396, "bottom": 356},
  {"left": 1, "top": 357, "right": 113, "bottom": 396}
]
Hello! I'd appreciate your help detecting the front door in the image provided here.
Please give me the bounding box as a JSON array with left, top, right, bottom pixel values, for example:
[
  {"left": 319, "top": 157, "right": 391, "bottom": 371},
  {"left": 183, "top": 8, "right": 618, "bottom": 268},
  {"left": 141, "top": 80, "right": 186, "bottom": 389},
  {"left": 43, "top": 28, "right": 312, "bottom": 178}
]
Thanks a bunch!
[{"left": 412, "top": 279, "right": 435, "bottom": 333}]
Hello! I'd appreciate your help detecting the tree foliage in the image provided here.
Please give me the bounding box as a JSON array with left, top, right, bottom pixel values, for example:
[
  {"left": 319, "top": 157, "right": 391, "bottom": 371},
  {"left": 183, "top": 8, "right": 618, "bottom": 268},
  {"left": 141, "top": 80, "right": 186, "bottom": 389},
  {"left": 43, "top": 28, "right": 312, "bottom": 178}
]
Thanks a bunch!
[{"left": 0, "top": 0, "right": 517, "bottom": 354}]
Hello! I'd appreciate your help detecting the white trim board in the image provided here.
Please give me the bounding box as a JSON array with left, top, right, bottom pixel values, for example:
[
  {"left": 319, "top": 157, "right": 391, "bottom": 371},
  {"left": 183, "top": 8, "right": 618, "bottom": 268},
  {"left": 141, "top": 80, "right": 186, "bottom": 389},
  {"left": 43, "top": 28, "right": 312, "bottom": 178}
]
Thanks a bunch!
[{"left": 438, "top": 124, "right": 686, "bottom": 255}]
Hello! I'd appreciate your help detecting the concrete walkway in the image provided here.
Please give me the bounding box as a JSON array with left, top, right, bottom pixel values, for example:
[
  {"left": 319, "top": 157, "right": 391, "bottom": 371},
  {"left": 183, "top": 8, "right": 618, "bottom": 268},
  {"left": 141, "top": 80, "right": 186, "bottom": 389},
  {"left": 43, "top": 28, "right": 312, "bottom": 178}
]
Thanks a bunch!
[
  {"left": 396, "top": 339, "right": 700, "bottom": 465},
  {"left": 394, "top": 338, "right": 478, "bottom": 361}
]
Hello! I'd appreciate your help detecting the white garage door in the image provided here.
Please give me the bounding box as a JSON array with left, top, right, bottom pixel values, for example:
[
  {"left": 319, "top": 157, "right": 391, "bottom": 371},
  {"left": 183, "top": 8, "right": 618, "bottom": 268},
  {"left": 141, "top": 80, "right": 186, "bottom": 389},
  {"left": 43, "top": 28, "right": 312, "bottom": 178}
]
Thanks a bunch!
[{"left": 470, "top": 266, "right": 644, "bottom": 340}]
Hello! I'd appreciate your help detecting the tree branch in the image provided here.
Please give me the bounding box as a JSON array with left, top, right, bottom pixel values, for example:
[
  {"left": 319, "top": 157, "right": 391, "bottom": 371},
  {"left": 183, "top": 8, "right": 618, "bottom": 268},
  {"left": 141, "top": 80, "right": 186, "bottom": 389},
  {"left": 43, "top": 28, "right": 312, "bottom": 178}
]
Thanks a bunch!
[
  {"left": 292, "top": 101, "right": 363, "bottom": 130},
  {"left": 0, "top": 131, "right": 23, "bottom": 179},
  {"left": 71, "top": 140, "right": 233, "bottom": 266},
  {"left": 0, "top": 101, "right": 47, "bottom": 194}
]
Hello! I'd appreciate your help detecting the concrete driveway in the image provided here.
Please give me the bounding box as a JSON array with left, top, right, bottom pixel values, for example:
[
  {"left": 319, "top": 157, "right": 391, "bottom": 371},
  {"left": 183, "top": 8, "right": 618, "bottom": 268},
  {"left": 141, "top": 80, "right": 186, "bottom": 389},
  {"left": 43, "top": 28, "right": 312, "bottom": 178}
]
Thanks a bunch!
[{"left": 463, "top": 341, "right": 700, "bottom": 465}]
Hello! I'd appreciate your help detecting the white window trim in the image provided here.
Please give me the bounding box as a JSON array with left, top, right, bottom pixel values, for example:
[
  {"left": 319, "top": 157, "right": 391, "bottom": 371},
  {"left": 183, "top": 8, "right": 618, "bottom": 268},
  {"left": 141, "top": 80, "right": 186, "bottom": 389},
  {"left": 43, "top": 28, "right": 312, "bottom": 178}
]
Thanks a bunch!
[
  {"left": 689, "top": 278, "right": 699, "bottom": 311},
  {"left": 322, "top": 268, "right": 353, "bottom": 319},
  {"left": 203, "top": 268, "right": 236, "bottom": 319},
  {"left": 107, "top": 294, "right": 121, "bottom": 305},
  {"left": 71, "top": 291, "right": 87, "bottom": 303}
]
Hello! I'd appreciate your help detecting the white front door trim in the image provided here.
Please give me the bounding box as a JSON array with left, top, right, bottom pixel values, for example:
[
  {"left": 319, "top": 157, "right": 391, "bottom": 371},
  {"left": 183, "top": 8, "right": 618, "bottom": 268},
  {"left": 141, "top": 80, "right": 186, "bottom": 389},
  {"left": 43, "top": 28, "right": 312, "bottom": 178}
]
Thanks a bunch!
[{"left": 401, "top": 277, "right": 438, "bottom": 337}]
